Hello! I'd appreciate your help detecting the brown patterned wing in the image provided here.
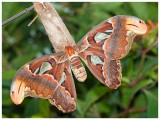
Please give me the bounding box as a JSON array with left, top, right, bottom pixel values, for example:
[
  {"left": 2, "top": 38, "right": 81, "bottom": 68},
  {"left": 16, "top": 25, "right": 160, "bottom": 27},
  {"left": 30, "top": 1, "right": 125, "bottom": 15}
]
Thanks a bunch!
[
  {"left": 76, "top": 15, "right": 147, "bottom": 60},
  {"left": 75, "top": 18, "right": 122, "bottom": 89},
  {"left": 10, "top": 52, "right": 76, "bottom": 113},
  {"left": 76, "top": 15, "right": 147, "bottom": 89}
]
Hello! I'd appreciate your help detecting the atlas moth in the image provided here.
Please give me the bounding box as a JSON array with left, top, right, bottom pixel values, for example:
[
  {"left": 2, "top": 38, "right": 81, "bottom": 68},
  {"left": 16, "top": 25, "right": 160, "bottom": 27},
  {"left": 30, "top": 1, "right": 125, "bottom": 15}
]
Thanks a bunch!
[{"left": 10, "top": 15, "right": 147, "bottom": 113}]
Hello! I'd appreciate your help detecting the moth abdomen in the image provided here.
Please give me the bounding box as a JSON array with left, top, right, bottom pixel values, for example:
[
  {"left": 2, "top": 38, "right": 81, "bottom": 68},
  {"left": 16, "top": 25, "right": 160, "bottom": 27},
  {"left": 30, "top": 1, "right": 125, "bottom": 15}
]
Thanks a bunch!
[{"left": 70, "top": 56, "right": 87, "bottom": 82}]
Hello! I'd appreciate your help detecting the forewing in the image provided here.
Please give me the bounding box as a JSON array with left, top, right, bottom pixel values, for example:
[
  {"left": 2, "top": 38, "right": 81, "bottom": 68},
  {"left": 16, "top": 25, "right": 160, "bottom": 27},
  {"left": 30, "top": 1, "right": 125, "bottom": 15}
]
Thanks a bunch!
[
  {"left": 10, "top": 52, "right": 77, "bottom": 113},
  {"left": 76, "top": 20, "right": 122, "bottom": 89},
  {"left": 105, "top": 16, "right": 136, "bottom": 59},
  {"left": 76, "top": 16, "right": 137, "bottom": 60}
]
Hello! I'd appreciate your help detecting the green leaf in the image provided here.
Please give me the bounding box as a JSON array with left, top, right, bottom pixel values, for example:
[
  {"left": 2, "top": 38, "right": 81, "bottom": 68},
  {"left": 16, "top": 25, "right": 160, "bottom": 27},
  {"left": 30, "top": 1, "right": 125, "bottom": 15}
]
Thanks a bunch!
[
  {"left": 31, "top": 114, "right": 44, "bottom": 118},
  {"left": 77, "top": 86, "right": 108, "bottom": 117},
  {"left": 122, "top": 76, "right": 130, "bottom": 84},
  {"left": 129, "top": 2, "right": 149, "bottom": 21},
  {"left": 91, "top": 2, "right": 123, "bottom": 11},
  {"left": 12, "top": 52, "right": 37, "bottom": 69},
  {"left": 2, "top": 79, "right": 12, "bottom": 88},
  {"left": 130, "top": 79, "right": 153, "bottom": 99},
  {"left": 140, "top": 57, "right": 158, "bottom": 78},
  {"left": 121, "top": 87, "right": 132, "bottom": 108},
  {"left": 85, "top": 104, "right": 100, "bottom": 118},
  {"left": 39, "top": 99, "right": 51, "bottom": 117},
  {"left": 95, "top": 100, "right": 110, "bottom": 114},
  {"left": 147, "top": 3, "right": 158, "bottom": 21},
  {"left": 85, "top": 86, "right": 108, "bottom": 110},
  {"left": 76, "top": 99, "right": 85, "bottom": 117},
  {"left": 24, "top": 99, "right": 40, "bottom": 117},
  {"left": 121, "top": 79, "right": 153, "bottom": 108},
  {"left": 143, "top": 89, "right": 158, "bottom": 118},
  {"left": 2, "top": 70, "right": 17, "bottom": 81},
  {"left": 129, "top": 94, "right": 146, "bottom": 118},
  {"left": 2, "top": 88, "right": 12, "bottom": 105}
]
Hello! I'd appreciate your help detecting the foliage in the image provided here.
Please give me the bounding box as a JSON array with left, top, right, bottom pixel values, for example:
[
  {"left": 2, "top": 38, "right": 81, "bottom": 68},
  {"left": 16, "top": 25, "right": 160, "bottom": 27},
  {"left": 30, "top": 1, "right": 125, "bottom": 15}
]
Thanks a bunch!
[{"left": 2, "top": 2, "right": 158, "bottom": 118}]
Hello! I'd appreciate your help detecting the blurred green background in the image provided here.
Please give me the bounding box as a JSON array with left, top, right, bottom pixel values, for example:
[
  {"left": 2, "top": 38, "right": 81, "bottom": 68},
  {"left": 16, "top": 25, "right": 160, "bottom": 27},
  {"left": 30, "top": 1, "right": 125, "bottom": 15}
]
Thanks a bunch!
[{"left": 2, "top": 2, "right": 158, "bottom": 118}]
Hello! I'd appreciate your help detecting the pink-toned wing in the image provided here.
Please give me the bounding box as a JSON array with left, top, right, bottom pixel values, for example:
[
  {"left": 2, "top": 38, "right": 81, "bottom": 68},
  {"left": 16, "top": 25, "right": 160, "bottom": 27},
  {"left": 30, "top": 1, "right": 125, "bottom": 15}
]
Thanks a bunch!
[{"left": 10, "top": 52, "right": 76, "bottom": 113}]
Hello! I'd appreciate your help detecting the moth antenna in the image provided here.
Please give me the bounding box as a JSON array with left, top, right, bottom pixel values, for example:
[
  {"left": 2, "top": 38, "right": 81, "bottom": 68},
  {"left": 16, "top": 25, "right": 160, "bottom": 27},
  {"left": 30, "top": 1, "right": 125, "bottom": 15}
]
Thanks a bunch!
[{"left": 28, "top": 15, "right": 38, "bottom": 26}]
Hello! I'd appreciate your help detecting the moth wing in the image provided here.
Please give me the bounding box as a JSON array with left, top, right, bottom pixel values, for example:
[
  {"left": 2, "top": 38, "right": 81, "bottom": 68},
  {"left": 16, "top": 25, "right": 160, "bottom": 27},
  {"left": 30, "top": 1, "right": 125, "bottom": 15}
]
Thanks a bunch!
[
  {"left": 80, "top": 53, "right": 122, "bottom": 89},
  {"left": 76, "top": 20, "right": 122, "bottom": 89},
  {"left": 76, "top": 16, "right": 136, "bottom": 60},
  {"left": 10, "top": 52, "right": 76, "bottom": 113},
  {"left": 48, "top": 61, "right": 77, "bottom": 113}
]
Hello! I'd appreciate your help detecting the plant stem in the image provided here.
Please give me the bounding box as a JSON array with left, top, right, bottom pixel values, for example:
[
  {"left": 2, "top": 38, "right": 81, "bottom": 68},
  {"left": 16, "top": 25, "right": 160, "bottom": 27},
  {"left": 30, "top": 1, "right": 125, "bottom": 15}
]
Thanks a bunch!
[
  {"left": 111, "top": 106, "right": 147, "bottom": 118},
  {"left": 143, "top": 40, "right": 158, "bottom": 54}
]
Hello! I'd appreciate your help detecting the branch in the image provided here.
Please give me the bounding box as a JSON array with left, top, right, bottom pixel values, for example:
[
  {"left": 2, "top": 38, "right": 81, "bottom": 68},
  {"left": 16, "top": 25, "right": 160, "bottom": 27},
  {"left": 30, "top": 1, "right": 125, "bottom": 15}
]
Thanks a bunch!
[
  {"left": 111, "top": 106, "right": 147, "bottom": 118},
  {"left": 143, "top": 39, "right": 158, "bottom": 54},
  {"left": 33, "top": 2, "right": 75, "bottom": 52}
]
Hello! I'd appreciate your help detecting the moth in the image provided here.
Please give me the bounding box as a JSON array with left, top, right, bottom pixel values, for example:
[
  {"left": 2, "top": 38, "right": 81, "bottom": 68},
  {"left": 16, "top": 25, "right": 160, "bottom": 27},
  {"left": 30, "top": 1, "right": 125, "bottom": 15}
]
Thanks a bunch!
[{"left": 10, "top": 15, "right": 147, "bottom": 113}]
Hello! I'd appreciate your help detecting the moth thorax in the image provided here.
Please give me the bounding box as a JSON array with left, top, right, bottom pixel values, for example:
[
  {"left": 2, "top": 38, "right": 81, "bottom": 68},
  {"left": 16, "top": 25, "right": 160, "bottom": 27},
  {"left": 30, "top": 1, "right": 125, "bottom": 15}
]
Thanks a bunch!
[
  {"left": 65, "top": 46, "right": 76, "bottom": 56},
  {"left": 70, "top": 56, "right": 87, "bottom": 82}
]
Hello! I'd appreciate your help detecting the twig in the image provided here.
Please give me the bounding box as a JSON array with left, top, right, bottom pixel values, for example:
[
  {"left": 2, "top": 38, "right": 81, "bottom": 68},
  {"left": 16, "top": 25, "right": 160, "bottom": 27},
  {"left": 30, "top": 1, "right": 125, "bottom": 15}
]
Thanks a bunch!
[
  {"left": 136, "top": 53, "right": 146, "bottom": 79},
  {"left": 28, "top": 15, "right": 38, "bottom": 26},
  {"left": 111, "top": 106, "right": 147, "bottom": 118},
  {"left": 143, "top": 40, "right": 158, "bottom": 54},
  {"left": 2, "top": 5, "right": 34, "bottom": 26},
  {"left": 134, "top": 39, "right": 158, "bottom": 86}
]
